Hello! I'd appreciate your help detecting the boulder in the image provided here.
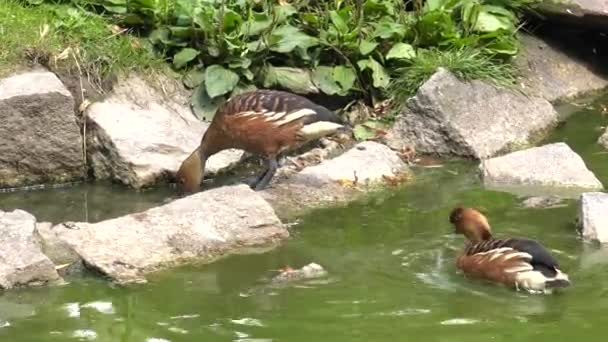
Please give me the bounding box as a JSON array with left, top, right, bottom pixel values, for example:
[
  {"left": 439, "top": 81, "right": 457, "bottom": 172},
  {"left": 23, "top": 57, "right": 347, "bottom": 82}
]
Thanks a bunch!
[
  {"left": 598, "top": 129, "right": 608, "bottom": 149},
  {"left": 0, "top": 69, "right": 84, "bottom": 188},
  {"left": 536, "top": 0, "right": 608, "bottom": 30},
  {"left": 85, "top": 74, "right": 245, "bottom": 189},
  {"left": 577, "top": 192, "right": 608, "bottom": 243},
  {"left": 263, "top": 141, "right": 410, "bottom": 217},
  {"left": 385, "top": 68, "right": 559, "bottom": 159},
  {"left": 480, "top": 142, "right": 603, "bottom": 197},
  {"left": 516, "top": 32, "right": 608, "bottom": 102},
  {"left": 0, "top": 209, "right": 61, "bottom": 289},
  {"left": 45, "top": 184, "right": 287, "bottom": 284}
]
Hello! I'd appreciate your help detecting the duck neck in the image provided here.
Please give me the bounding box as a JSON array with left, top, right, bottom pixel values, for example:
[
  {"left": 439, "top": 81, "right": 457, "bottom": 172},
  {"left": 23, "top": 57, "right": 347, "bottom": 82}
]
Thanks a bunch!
[
  {"left": 199, "top": 123, "right": 226, "bottom": 157},
  {"left": 465, "top": 228, "right": 493, "bottom": 244}
]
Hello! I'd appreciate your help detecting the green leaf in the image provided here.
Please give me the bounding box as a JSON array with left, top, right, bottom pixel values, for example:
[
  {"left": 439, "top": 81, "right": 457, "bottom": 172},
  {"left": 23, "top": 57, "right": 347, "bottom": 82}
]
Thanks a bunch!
[
  {"left": 359, "top": 40, "right": 379, "bottom": 56},
  {"left": 231, "top": 83, "right": 258, "bottom": 97},
  {"left": 357, "top": 58, "right": 390, "bottom": 89},
  {"left": 352, "top": 121, "right": 387, "bottom": 141},
  {"left": 183, "top": 68, "right": 205, "bottom": 89},
  {"left": 333, "top": 66, "right": 356, "bottom": 93},
  {"left": 268, "top": 24, "right": 319, "bottom": 53},
  {"left": 223, "top": 9, "right": 243, "bottom": 33},
  {"left": 191, "top": 82, "right": 223, "bottom": 122},
  {"left": 242, "top": 13, "right": 272, "bottom": 36},
  {"left": 373, "top": 17, "right": 406, "bottom": 40},
  {"left": 473, "top": 9, "right": 515, "bottom": 32},
  {"left": 263, "top": 65, "right": 318, "bottom": 94},
  {"left": 329, "top": 10, "right": 348, "bottom": 34},
  {"left": 173, "top": 48, "right": 200, "bottom": 69},
  {"left": 274, "top": 4, "right": 297, "bottom": 23},
  {"left": 204, "top": 65, "right": 240, "bottom": 98},
  {"left": 312, "top": 66, "right": 342, "bottom": 95},
  {"left": 386, "top": 43, "right": 416, "bottom": 60}
]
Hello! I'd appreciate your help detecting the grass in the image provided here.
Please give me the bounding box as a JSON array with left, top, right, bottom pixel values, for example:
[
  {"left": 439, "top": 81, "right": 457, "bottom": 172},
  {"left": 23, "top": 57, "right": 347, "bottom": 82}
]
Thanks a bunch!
[
  {"left": 388, "top": 47, "right": 520, "bottom": 106},
  {"left": 0, "top": 0, "right": 165, "bottom": 86}
]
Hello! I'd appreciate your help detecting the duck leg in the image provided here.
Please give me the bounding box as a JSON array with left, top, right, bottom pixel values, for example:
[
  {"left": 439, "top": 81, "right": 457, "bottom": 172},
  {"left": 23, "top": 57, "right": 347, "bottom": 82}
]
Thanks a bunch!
[{"left": 253, "top": 157, "right": 278, "bottom": 191}]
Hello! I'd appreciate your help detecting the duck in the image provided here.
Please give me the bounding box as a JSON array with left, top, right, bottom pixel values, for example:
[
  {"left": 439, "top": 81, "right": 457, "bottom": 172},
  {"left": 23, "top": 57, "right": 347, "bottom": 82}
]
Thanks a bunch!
[
  {"left": 448, "top": 207, "right": 571, "bottom": 294},
  {"left": 176, "top": 89, "right": 345, "bottom": 193}
]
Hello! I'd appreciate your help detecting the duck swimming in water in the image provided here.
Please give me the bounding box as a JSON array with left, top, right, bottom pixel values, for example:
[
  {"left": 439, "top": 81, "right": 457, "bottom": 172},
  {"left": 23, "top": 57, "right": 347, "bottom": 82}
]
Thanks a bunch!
[{"left": 449, "top": 207, "right": 571, "bottom": 294}]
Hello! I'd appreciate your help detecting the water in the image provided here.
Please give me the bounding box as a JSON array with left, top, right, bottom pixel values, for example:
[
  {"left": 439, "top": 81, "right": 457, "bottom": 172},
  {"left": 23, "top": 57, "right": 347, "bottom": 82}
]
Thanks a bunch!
[{"left": 1, "top": 95, "right": 608, "bottom": 341}]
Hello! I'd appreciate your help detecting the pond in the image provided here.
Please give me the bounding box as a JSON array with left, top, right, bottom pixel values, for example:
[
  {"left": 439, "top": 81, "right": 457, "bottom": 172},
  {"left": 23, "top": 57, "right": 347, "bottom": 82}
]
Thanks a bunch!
[{"left": 1, "top": 94, "right": 607, "bottom": 342}]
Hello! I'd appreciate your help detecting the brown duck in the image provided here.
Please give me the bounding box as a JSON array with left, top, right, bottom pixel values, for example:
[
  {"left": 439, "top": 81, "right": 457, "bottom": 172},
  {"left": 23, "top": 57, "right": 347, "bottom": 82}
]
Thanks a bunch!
[
  {"left": 449, "top": 207, "right": 571, "bottom": 294},
  {"left": 176, "top": 89, "right": 344, "bottom": 193}
]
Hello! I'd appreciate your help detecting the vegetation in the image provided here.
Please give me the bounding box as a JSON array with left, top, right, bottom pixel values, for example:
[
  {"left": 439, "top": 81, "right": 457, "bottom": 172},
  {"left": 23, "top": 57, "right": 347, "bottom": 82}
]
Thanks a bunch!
[{"left": 4, "top": 0, "right": 536, "bottom": 120}]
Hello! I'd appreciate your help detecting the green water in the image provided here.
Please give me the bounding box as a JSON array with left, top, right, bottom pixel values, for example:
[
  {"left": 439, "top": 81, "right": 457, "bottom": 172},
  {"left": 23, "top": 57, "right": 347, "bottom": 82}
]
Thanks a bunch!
[{"left": 1, "top": 95, "right": 608, "bottom": 342}]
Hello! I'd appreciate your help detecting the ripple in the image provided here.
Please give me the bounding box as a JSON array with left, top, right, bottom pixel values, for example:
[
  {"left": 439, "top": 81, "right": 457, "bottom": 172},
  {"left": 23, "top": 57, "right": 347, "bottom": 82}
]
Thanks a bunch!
[
  {"left": 81, "top": 301, "right": 115, "bottom": 315},
  {"left": 0, "top": 321, "right": 10, "bottom": 328},
  {"left": 63, "top": 303, "right": 80, "bottom": 318},
  {"left": 440, "top": 318, "right": 480, "bottom": 325},
  {"left": 72, "top": 329, "right": 97, "bottom": 340},
  {"left": 170, "top": 314, "right": 200, "bottom": 320},
  {"left": 168, "top": 327, "right": 189, "bottom": 334},
  {"left": 374, "top": 308, "right": 431, "bottom": 316},
  {"left": 230, "top": 318, "right": 264, "bottom": 327},
  {"left": 146, "top": 339, "right": 171, "bottom": 342}
]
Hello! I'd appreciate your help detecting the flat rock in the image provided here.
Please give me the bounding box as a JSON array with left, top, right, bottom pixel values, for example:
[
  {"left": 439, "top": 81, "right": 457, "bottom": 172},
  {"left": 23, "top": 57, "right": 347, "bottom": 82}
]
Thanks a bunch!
[
  {"left": 86, "top": 74, "right": 245, "bottom": 189},
  {"left": 263, "top": 141, "right": 410, "bottom": 217},
  {"left": 46, "top": 184, "right": 287, "bottom": 283},
  {"left": 536, "top": 0, "right": 608, "bottom": 30},
  {"left": 0, "top": 210, "right": 61, "bottom": 289},
  {"left": 598, "top": 129, "right": 608, "bottom": 149},
  {"left": 516, "top": 32, "right": 608, "bottom": 102},
  {"left": 480, "top": 142, "right": 603, "bottom": 197},
  {"left": 577, "top": 192, "right": 608, "bottom": 243},
  {"left": 385, "top": 68, "right": 559, "bottom": 159},
  {"left": 0, "top": 69, "right": 85, "bottom": 188}
]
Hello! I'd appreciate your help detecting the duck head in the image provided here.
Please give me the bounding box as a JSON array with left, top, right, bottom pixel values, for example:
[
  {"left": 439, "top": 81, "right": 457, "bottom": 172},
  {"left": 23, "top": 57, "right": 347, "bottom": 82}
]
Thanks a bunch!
[
  {"left": 449, "top": 207, "right": 492, "bottom": 243},
  {"left": 176, "top": 147, "right": 206, "bottom": 194}
]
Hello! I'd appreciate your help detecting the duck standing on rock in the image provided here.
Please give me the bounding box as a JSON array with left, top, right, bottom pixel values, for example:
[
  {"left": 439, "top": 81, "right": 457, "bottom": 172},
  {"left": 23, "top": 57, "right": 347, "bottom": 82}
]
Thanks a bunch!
[
  {"left": 176, "top": 89, "right": 345, "bottom": 193},
  {"left": 449, "top": 207, "right": 571, "bottom": 294}
]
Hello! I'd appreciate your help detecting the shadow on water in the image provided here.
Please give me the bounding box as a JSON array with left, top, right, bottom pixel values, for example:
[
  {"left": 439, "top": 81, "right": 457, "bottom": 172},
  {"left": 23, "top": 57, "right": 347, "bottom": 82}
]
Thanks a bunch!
[{"left": 0, "top": 93, "right": 608, "bottom": 341}]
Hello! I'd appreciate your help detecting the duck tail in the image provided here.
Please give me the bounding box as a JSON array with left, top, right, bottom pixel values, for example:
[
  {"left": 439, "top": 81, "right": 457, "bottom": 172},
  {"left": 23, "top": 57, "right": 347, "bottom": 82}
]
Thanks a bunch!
[{"left": 545, "top": 269, "right": 571, "bottom": 289}]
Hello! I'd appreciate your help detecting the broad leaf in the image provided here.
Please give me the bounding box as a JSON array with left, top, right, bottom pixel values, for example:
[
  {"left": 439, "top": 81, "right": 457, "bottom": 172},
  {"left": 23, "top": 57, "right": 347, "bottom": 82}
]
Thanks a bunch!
[
  {"left": 333, "top": 66, "right": 356, "bottom": 93},
  {"left": 173, "top": 48, "right": 200, "bottom": 69},
  {"left": 242, "top": 13, "right": 272, "bottom": 36},
  {"left": 191, "top": 82, "right": 223, "bottom": 122},
  {"left": 359, "top": 40, "right": 379, "bottom": 55},
  {"left": 329, "top": 10, "right": 348, "bottom": 34},
  {"left": 386, "top": 43, "right": 416, "bottom": 60},
  {"left": 183, "top": 68, "right": 205, "bottom": 89},
  {"left": 231, "top": 83, "right": 258, "bottom": 97},
  {"left": 373, "top": 17, "right": 406, "bottom": 40},
  {"left": 223, "top": 9, "right": 243, "bottom": 33},
  {"left": 352, "top": 120, "right": 388, "bottom": 141},
  {"left": 268, "top": 24, "right": 319, "bottom": 53},
  {"left": 204, "top": 65, "right": 240, "bottom": 98},
  {"left": 312, "top": 66, "right": 342, "bottom": 95},
  {"left": 263, "top": 65, "right": 318, "bottom": 94},
  {"left": 473, "top": 10, "right": 515, "bottom": 32},
  {"left": 274, "top": 4, "right": 297, "bottom": 23},
  {"left": 357, "top": 58, "right": 390, "bottom": 89}
]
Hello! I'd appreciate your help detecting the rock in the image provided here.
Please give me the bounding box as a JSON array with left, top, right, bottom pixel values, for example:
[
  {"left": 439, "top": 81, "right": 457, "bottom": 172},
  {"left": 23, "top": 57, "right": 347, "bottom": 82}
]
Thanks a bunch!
[
  {"left": 263, "top": 141, "right": 410, "bottom": 217},
  {"left": 516, "top": 32, "right": 608, "bottom": 102},
  {"left": 577, "top": 192, "right": 608, "bottom": 243},
  {"left": 47, "top": 184, "right": 287, "bottom": 284},
  {"left": 85, "top": 74, "right": 245, "bottom": 189},
  {"left": 34, "top": 222, "right": 80, "bottom": 266},
  {"left": 480, "top": 142, "right": 604, "bottom": 197},
  {"left": 536, "top": 0, "right": 608, "bottom": 30},
  {"left": 0, "top": 69, "right": 84, "bottom": 188},
  {"left": 271, "top": 263, "right": 327, "bottom": 284},
  {"left": 385, "top": 68, "right": 559, "bottom": 159},
  {"left": 598, "top": 129, "right": 608, "bottom": 149},
  {"left": 0, "top": 209, "right": 61, "bottom": 289},
  {"left": 519, "top": 195, "right": 569, "bottom": 209}
]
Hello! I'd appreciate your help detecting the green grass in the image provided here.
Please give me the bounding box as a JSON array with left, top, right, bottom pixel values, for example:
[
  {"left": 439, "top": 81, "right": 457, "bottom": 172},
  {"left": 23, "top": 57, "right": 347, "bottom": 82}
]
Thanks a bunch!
[
  {"left": 0, "top": 0, "right": 164, "bottom": 83},
  {"left": 388, "top": 47, "right": 519, "bottom": 106}
]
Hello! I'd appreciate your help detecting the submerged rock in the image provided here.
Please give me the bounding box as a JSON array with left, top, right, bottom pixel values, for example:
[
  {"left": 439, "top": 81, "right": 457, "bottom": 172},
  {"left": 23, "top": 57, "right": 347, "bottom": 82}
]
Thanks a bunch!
[
  {"left": 386, "top": 68, "right": 559, "bottom": 159},
  {"left": 271, "top": 263, "right": 327, "bottom": 284},
  {"left": 46, "top": 184, "right": 287, "bottom": 284},
  {"left": 263, "top": 141, "right": 410, "bottom": 217},
  {"left": 0, "top": 210, "right": 61, "bottom": 289},
  {"left": 85, "top": 74, "right": 244, "bottom": 189},
  {"left": 0, "top": 69, "right": 85, "bottom": 188},
  {"left": 520, "top": 195, "right": 569, "bottom": 209},
  {"left": 480, "top": 142, "right": 603, "bottom": 197},
  {"left": 598, "top": 129, "right": 608, "bottom": 149},
  {"left": 517, "top": 32, "right": 608, "bottom": 102},
  {"left": 578, "top": 192, "right": 608, "bottom": 243}
]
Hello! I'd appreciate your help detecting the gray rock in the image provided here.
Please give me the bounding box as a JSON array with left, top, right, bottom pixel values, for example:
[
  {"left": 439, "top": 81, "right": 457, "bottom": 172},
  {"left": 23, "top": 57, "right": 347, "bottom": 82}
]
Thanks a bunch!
[
  {"left": 263, "top": 141, "right": 410, "bottom": 217},
  {"left": 536, "top": 0, "right": 608, "bottom": 30},
  {"left": 385, "top": 68, "right": 559, "bottom": 159},
  {"left": 519, "top": 195, "right": 569, "bottom": 209},
  {"left": 598, "top": 129, "right": 608, "bottom": 149},
  {"left": 48, "top": 184, "right": 287, "bottom": 284},
  {"left": 0, "top": 69, "right": 85, "bottom": 188},
  {"left": 516, "top": 33, "right": 608, "bottom": 102},
  {"left": 86, "top": 74, "right": 245, "bottom": 189},
  {"left": 34, "top": 222, "right": 80, "bottom": 266},
  {"left": 480, "top": 142, "right": 604, "bottom": 197},
  {"left": 577, "top": 192, "right": 608, "bottom": 243},
  {"left": 0, "top": 209, "right": 61, "bottom": 289}
]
